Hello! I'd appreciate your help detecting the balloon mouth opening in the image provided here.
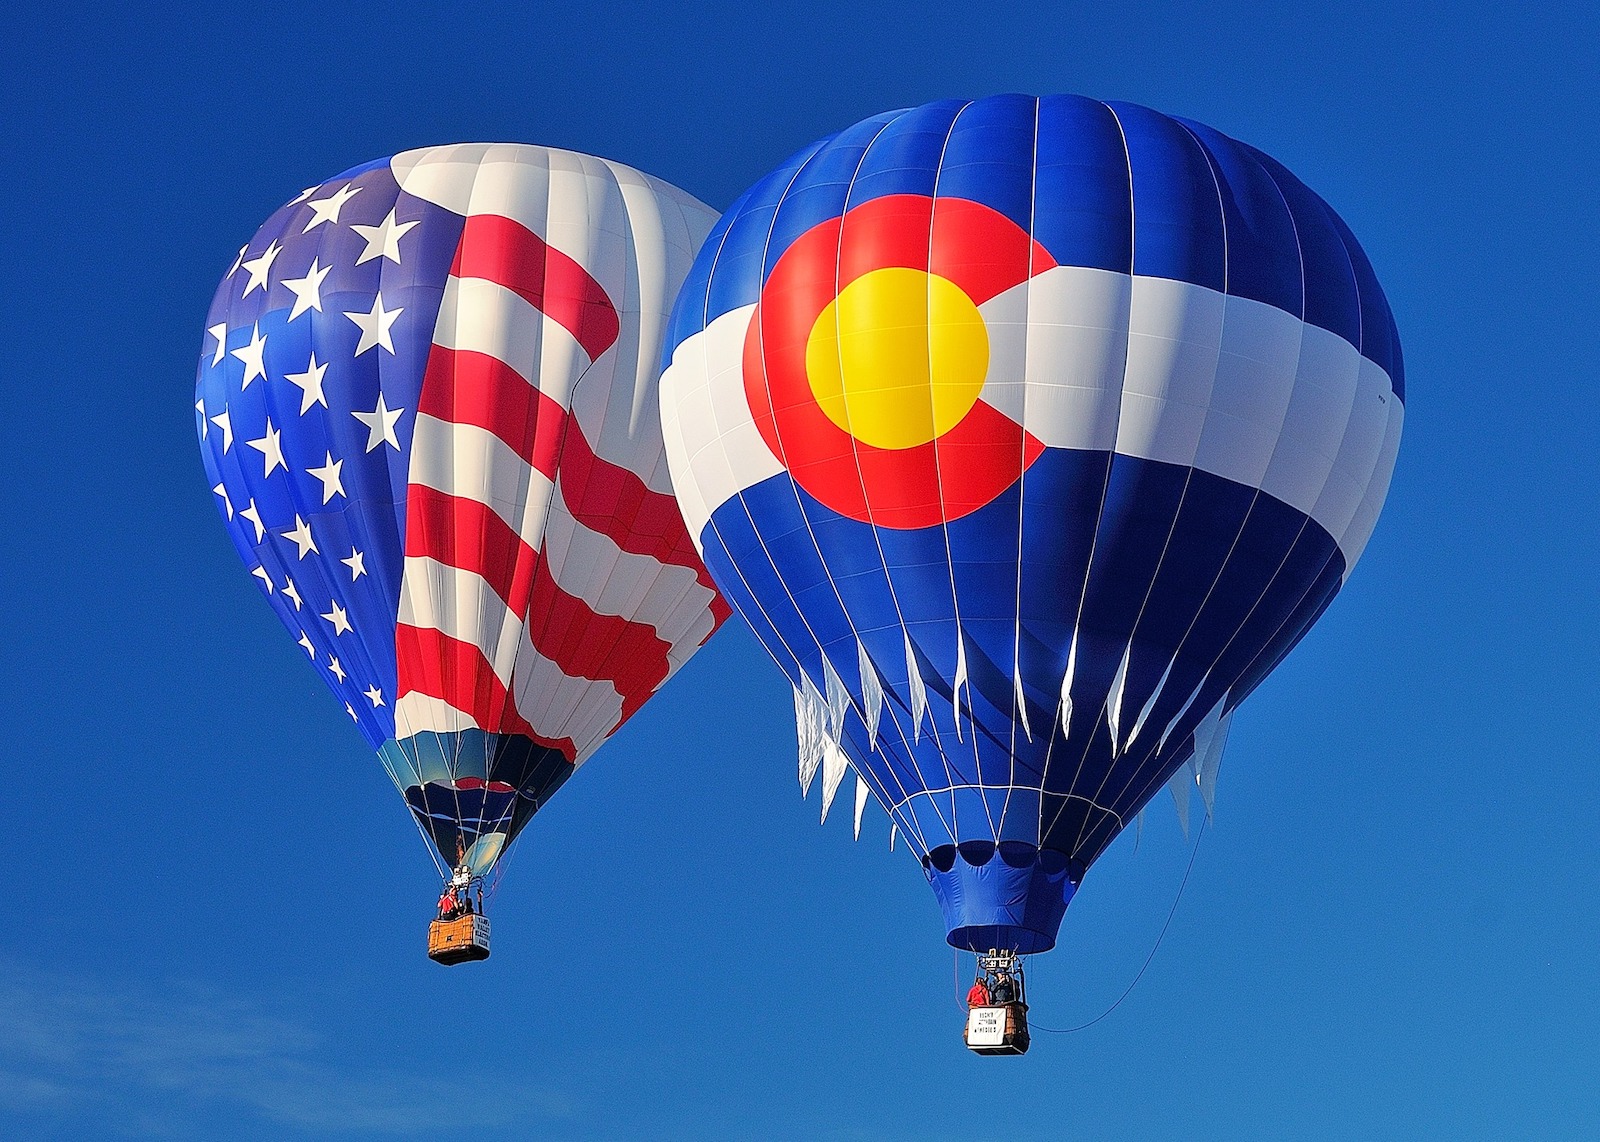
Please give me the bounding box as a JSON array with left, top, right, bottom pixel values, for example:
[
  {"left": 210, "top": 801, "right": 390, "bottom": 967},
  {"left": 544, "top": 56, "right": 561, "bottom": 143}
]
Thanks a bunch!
[
  {"left": 946, "top": 924, "right": 1058, "bottom": 955},
  {"left": 382, "top": 730, "right": 578, "bottom": 881},
  {"left": 923, "top": 843, "right": 1082, "bottom": 955}
]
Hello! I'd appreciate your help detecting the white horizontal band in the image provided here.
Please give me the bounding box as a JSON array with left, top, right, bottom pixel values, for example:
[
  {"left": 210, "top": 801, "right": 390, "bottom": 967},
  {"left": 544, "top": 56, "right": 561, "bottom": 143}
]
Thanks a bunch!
[{"left": 661, "top": 269, "right": 1401, "bottom": 570}]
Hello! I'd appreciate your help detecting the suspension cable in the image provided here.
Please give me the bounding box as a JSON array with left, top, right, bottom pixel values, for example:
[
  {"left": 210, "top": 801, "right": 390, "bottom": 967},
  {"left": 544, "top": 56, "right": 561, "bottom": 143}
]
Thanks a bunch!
[{"left": 1030, "top": 816, "right": 1207, "bottom": 1034}]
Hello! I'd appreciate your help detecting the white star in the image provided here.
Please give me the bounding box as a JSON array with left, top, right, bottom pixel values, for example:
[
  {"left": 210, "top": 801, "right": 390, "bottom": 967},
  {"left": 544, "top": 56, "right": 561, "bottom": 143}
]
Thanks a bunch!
[
  {"left": 251, "top": 565, "right": 273, "bottom": 593},
  {"left": 307, "top": 452, "right": 345, "bottom": 503},
  {"left": 196, "top": 399, "right": 207, "bottom": 438},
  {"left": 363, "top": 685, "right": 385, "bottom": 708},
  {"left": 352, "top": 393, "right": 404, "bottom": 451},
  {"left": 239, "top": 240, "right": 282, "bottom": 296},
  {"left": 288, "top": 185, "right": 318, "bottom": 205},
  {"left": 245, "top": 417, "right": 286, "bottom": 477},
  {"left": 329, "top": 655, "right": 347, "bottom": 683},
  {"left": 302, "top": 182, "right": 363, "bottom": 232},
  {"left": 281, "top": 257, "right": 331, "bottom": 322},
  {"left": 211, "top": 483, "right": 233, "bottom": 519},
  {"left": 345, "top": 702, "right": 359, "bottom": 722},
  {"left": 282, "top": 577, "right": 303, "bottom": 611},
  {"left": 297, "top": 631, "right": 316, "bottom": 658},
  {"left": 284, "top": 352, "right": 329, "bottom": 414},
  {"left": 239, "top": 499, "right": 266, "bottom": 542},
  {"left": 320, "top": 601, "right": 352, "bottom": 636},
  {"left": 345, "top": 293, "right": 403, "bottom": 356},
  {"left": 340, "top": 547, "right": 366, "bottom": 581},
  {"left": 227, "top": 244, "right": 248, "bottom": 278},
  {"left": 207, "top": 322, "right": 228, "bottom": 366},
  {"left": 231, "top": 323, "right": 268, "bottom": 389},
  {"left": 281, "top": 514, "right": 318, "bottom": 559},
  {"left": 210, "top": 409, "right": 233, "bottom": 452},
  {"left": 352, "top": 208, "right": 419, "bottom": 265}
]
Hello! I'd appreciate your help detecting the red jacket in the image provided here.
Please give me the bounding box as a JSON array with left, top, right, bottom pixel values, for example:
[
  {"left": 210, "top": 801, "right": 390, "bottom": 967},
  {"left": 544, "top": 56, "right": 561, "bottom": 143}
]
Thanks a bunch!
[{"left": 967, "top": 982, "right": 991, "bottom": 1008}]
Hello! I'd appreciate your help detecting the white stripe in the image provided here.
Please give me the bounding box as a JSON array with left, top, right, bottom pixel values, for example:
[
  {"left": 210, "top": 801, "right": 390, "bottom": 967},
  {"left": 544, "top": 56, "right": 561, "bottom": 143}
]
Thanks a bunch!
[
  {"left": 398, "top": 557, "right": 525, "bottom": 684},
  {"left": 433, "top": 275, "right": 590, "bottom": 403},
  {"left": 408, "top": 414, "right": 557, "bottom": 550},
  {"left": 394, "top": 691, "right": 481, "bottom": 736},
  {"left": 1111, "top": 274, "right": 1225, "bottom": 468},
  {"left": 658, "top": 354, "right": 710, "bottom": 545},
  {"left": 543, "top": 475, "right": 719, "bottom": 656},
  {"left": 1340, "top": 394, "right": 1404, "bottom": 571},
  {"left": 665, "top": 269, "right": 1400, "bottom": 569},
  {"left": 1314, "top": 356, "right": 1398, "bottom": 554},
  {"left": 1192, "top": 293, "right": 1303, "bottom": 491},
  {"left": 982, "top": 265, "right": 1132, "bottom": 453},
  {"left": 1262, "top": 322, "right": 1363, "bottom": 515},
  {"left": 509, "top": 641, "right": 625, "bottom": 765},
  {"left": 659, "top": 302, "right": 783, "bottom": 546}
]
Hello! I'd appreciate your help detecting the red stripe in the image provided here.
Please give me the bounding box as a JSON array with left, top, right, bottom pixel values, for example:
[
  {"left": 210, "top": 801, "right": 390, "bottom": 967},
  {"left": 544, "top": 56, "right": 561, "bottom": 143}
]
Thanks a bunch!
[
  {"left": 550, "top": 415, "right": 720, "bottom": 595},
  {"left": 405, "top": 486, "right": 679, "bottom": 722},
  {"left": 395, "top": 624, "right": 576, "bottom": 757},
  {"left": 405, "top": 485, "right": 534, "bottom": 603},
  {"left": 417, "top": 347, "right": 562, "bottom": 481},
  {"left": 416, "top": 345, "right": 725, "bottom": 597},
  {"left": 450, "top": 213, "right": 620, "bottom": 361},
  {"left": 522, "top": 556, "right": 673, "bottom": 722}
]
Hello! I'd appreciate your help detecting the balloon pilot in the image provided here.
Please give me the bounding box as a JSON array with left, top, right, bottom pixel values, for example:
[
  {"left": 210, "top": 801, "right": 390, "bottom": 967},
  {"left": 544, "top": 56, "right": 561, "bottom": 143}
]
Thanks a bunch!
[
  {"left": 963, "top": 949, "right": 1030, "bottom": 1056},
  {"left": 427, "top": 857, "right": 491, "bottom": 965}
]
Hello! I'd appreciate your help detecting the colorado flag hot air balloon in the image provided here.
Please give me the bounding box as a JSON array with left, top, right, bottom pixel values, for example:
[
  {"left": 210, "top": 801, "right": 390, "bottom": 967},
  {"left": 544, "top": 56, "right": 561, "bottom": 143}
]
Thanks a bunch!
[
  {"left": 197, "top": 144, "right": 727, "bottom": 945},
  {"left": 661, "top": 96, "right": 1402, "bottom": 958}
]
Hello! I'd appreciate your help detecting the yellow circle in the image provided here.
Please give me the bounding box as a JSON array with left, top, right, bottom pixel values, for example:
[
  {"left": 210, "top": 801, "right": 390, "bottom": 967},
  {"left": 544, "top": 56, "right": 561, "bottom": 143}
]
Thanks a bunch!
[{"left": 805, "top": 267, "right": 989, "bottom": 450}]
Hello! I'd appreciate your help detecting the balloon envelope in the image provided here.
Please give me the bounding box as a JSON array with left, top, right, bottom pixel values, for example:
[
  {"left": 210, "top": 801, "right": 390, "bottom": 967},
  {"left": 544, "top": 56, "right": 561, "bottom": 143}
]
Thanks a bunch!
[
  {"left": 198, "top": 144, "right": 726, "bottom": 880},
  {"left": 661, "top": 96, "right": 1402, "bottom": 953}
]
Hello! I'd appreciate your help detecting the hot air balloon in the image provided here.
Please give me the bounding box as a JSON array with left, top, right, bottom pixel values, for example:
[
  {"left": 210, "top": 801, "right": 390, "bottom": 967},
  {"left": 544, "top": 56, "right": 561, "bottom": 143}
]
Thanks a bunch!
[
  {"left": 660, "top": 95, "right": 1402, "bottom": 1041},
  {"left": 197, "top": 143, "right": 727, "bottom": 962}
]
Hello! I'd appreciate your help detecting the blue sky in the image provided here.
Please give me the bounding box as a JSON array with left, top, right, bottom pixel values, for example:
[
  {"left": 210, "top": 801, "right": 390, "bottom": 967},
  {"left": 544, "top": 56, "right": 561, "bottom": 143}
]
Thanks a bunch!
[{"left": 4, "top": 1, "right": 1598, "bottom": 1137}]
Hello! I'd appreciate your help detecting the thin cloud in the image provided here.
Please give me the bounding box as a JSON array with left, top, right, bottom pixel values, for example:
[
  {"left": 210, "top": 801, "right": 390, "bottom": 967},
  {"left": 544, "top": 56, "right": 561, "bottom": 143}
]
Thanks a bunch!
[{"left": 0, "top": 962, "right": 572, "bottom": 1135}]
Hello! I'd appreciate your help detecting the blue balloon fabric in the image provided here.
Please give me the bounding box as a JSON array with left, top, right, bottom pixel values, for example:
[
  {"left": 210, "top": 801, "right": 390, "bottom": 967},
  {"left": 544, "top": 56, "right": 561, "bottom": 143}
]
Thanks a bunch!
[{"left": 660, "top": 95, "right": 1403, "bottom": 953}]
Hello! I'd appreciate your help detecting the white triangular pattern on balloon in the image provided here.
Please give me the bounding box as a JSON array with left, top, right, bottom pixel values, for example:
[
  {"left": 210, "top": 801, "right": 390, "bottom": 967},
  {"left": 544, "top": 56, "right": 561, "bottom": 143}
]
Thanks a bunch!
[
  {"left": 796, "top": 673, "right": 826, "bottom": 796},
  {"left": 822, "top": 655, "right": 849, "bottom": 741},
  {"left": 904, "top": 631, "right": 929, "bottom": 741},
  {"left": 953, "top": 631, "right": 970, "bottom": 743},
  {"left": 1107, "top": 641, "right": 1132, "bottom": 752},
  {"left": 857, "top": 638, "right": 884, "bottom": 747},
  {"left": 1125, "top": 655, "right": 1175, "bottom": 753},
  {"left": 1191, "top": 695, "right": 1233, "bottom": 819},
  {"left": 1157, "top": 667, "right": 1212, "bottom": 753},
  {"left": 1059, "top": 631, "right": 1078, "bottom": 738},
  {"left": 1168, "top": 764, "right": 1192, "bottom": 838},
  {"left": 1013, "top": 667, "right": 1033, "bottom": 743},
  {"left": 853, "top": 773, "right": 870, "bottom": 840},
  {"left": 820, "top": 738, "right": 848, "bottom": 823}
]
